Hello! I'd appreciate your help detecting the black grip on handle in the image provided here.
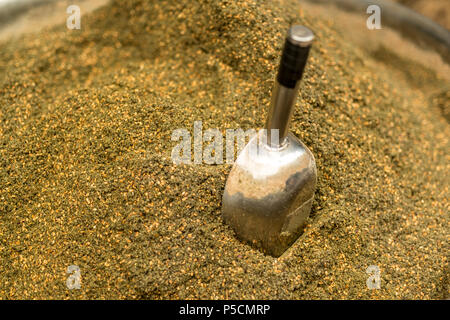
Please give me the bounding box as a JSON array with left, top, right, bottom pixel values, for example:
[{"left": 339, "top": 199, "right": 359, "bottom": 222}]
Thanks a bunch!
[{"left": 276, "top": 26, "right": 313, "bottom": 89}]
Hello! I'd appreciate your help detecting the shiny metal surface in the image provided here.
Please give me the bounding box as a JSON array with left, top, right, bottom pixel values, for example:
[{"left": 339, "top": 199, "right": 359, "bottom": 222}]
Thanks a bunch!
[
  {"left": 222, "top": 25, "right": 317, "bottom": 257},
  {"left": 288, "top": 25, "right": 314, "bottom": 47},
  {"left": 265, "top": 82, "right": 300, "bottom": 147},
  {"left": 222, "top": 130, "right": 317, "bottom": 257}
]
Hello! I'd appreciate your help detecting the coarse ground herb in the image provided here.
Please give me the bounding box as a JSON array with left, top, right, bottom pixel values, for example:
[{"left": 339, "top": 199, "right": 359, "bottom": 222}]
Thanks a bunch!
[{"left": 0, "top": 0, "right": 448, "bottom": 299}]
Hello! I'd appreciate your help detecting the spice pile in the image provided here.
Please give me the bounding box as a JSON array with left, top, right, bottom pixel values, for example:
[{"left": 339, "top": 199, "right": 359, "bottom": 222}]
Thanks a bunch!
[{"left": 0, "top": 0, "right": 448, "bottom": 299}]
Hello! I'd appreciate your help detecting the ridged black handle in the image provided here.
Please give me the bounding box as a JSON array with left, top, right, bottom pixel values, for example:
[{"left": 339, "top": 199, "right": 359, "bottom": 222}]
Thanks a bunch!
[{"left": 277, "top": 26, "right": 314, "bottom": 89}]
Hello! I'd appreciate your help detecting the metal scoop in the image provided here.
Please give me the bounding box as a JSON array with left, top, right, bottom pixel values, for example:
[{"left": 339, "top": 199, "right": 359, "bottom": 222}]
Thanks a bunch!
[{"left": 222, "top": 25, "right": 317, "bottom": 257}]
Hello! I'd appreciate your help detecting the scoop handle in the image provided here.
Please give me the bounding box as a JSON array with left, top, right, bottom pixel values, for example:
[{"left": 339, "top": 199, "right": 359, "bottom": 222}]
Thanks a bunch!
[
  {"left": 265, "top": 25, "right": 314, "bottom": 147},
  {"left": 277, "top": 28, "right": 313, "bottom": 88}
]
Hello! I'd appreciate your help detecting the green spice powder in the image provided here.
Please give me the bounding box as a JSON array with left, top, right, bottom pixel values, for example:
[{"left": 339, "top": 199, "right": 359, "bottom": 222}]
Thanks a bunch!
[{"left": 0, "top": 0, "right": 448, "bottom": 299}]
